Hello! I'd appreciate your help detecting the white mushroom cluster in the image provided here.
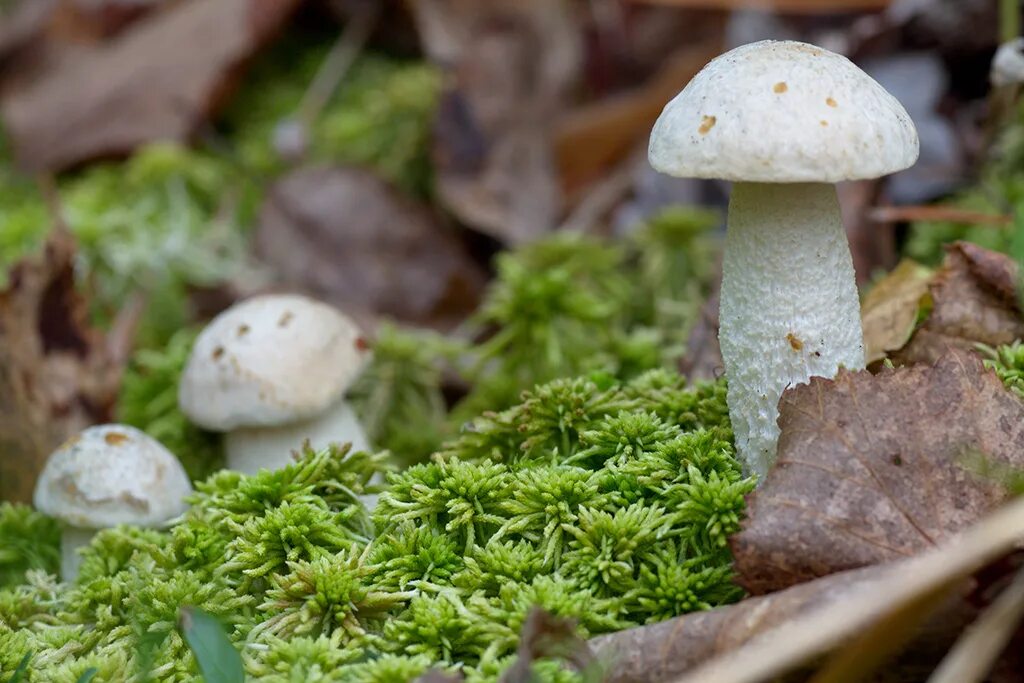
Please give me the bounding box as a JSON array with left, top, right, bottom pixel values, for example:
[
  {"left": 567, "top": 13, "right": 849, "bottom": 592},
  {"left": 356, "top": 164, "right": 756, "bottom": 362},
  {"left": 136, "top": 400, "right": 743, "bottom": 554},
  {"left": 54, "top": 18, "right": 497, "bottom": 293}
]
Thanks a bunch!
[
  {"left": 649, "top": 40, "right": 919, "bottom": 479},
  {"left": 178, "top": 293, "right": 371, "bottom": 475}
]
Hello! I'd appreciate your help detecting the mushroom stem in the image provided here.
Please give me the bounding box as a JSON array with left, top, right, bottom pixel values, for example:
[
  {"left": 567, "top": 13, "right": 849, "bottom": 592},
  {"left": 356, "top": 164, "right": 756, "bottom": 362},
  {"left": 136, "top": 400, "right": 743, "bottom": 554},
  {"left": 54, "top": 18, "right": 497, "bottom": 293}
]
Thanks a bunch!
[
  {"left": 225, "top": 398, "right": 370, "bottom": 475},
  {"left": 720, "top": 182, "right": 864, "bottom": 479},
  {"left": 60, "top": 527, "right": 95, "bottom": 582}
]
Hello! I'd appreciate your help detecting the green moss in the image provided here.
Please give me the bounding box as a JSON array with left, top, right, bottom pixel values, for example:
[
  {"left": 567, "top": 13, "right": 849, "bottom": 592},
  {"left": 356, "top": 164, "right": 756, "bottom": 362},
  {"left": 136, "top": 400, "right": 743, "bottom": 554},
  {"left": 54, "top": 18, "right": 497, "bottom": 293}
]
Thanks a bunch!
[
  {"left": 0, "top": 504, "right": 60, "bottom": 589},
  {"left": 981, "top": 341, "right": 1024, "bottom": 399},
  {"left": 350, "top": 323, "right": 463, "bottom": 468},
  {"left": 0, "top": 143, "right": 256, "bottom": 347},
  {"left": 222, "top": 39, "right": 440, "bottom": 196}
]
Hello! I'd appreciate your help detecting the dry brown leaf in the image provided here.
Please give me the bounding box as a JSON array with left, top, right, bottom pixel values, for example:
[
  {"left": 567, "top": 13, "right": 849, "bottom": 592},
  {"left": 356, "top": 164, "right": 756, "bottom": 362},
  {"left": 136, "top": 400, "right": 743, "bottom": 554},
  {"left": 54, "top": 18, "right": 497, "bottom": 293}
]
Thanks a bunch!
[
  {"left": 731, "top": 349, "right": 1024, "bottom": 596},
  {"left": 861, "top": 259, "right": 933, "bottom": 365},
  {"left": 411, "top": 0, "right": 579, "bottom": 244},
  {"left": 893, "top": 242, "right": 1024, "bottom": 366},
  {"left": 624, "top": 0, "right": 891, "bottom": 12},
  {"left": 592, "top": 563, "right": 972, "bottom": 683},
  {"left": 554, "top": 35, "right": 723, "bottom": 199},
  {"left": 0, "top": 232, "right": 120, "bottom": 503},
  {"left": 927, "top": 565, "right": 1024, "bottom": 683},
  {"left": 255, "top": 165, "right": 487, "bottom": 330},
  {"left": 0, "top": 0, "right": 58, "bottom": 61},
  {"left": 1, "top": 0, "right": 300, "bottom": 172},
  {"left": 869, "top": 206, "right": 1012, "bottom": 227},
  {"left": 673, "top": 495, "right": 1024, "bottom": 683}
]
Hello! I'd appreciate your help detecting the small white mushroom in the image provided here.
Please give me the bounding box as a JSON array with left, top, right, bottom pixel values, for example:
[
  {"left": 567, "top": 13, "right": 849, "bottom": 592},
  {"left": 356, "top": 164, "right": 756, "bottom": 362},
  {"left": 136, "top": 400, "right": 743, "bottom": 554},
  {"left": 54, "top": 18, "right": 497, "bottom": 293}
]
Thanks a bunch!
[
  {"left": 33, "top": 424, "right": 193, "bottom": 581},
  {"left": 991, "top": 38, "right": 1024, "bottom": 88},
  {"left": 649, "top": 40, "right": 919, "bottom": 479},
  {"left": 178, "top": 293, "right": 371, "bottom": 475}
]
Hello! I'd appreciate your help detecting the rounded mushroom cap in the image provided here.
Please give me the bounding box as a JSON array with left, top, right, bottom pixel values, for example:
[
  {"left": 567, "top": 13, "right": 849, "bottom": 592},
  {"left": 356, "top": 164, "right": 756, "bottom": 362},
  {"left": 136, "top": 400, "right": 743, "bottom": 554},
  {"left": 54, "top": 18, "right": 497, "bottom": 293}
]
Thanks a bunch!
[
  {"left": 33, "top": 424, "right": 192, "bottom": 529},
  {"left": 179, "top": 294, "right": 369, "bottom": 431},
  {"left": 649, "top": 40, "right": 919, "bottom": 183}
]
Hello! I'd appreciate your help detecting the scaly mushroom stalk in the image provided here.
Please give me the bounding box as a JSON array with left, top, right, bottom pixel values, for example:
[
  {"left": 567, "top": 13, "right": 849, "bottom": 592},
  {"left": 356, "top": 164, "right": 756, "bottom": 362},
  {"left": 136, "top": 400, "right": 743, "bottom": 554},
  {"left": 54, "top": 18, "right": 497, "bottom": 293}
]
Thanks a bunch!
[{"left": 721, "top": 182, "right": 863, "bottom": 479}]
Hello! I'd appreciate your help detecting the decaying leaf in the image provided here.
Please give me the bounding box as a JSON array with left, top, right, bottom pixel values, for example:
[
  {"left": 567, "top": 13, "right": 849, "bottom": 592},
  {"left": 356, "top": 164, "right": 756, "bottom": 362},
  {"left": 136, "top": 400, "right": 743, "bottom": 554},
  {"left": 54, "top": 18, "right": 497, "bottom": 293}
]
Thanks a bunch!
[
  {"left": 732, "top": 349, "right": 1024, "bottom": 596},
  {"left": 0, "top": 232, "right": 120, "bottom": 503},
  {"left": 410, "top": 0, "right": 580, "bottom": 244},
  {"left": 554, "top": 35, "right": 723, "bottom": 199},
  {"left": 673, "top": 495, "right": 1024, "bottom": 683},
  {"left": 928, "top": 565, "right": 1024, "bottom": 683},
  {"left": 500, "top": 608, "right": 596, "bottom": 683},
  {"left": 255, "top": 165, "right": 487, "bottom": 329},
  {"left": 591, "top": 563, "right": 972, "bottom": 683},
  {"left": 893, "top": 242, "right": 1024, "bottom": 366},
  {"left": 0, "top": 0, "right": 58, "bottom": 61},
  {"left": 1, "top": 0, "right": 300, "bottom": 172},
  {"left": 861, "top": 259, "right": 933, "bottom": 364},
  {"left": 623, "top": 0, "right": 892, "bottom": 10}
]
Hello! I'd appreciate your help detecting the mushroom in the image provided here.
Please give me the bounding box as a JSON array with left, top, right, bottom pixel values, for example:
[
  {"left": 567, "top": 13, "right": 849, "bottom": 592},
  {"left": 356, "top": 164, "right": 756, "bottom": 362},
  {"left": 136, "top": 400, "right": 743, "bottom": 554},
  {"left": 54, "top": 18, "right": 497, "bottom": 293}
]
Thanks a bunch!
[
  {"left": 178, "top": 293, "right": 371, "bottom": 475},
  {"left": 33, "top": 424, "right": 193, "bottom": 581},
  {"left": 648, "top": 40, "right": 918, "bottom": 478}
]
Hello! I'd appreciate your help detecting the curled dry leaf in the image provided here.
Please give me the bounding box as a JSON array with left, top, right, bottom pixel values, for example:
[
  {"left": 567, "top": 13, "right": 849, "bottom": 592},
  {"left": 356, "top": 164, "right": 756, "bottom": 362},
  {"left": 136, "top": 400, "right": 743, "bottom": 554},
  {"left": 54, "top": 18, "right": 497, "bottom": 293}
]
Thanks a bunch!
[
  {"left": 256, "top": 165, "right": 487, "bottom": 330},
  {"left": 861, "top": 258, "right": 932, "bottom": 365},
  {"left": 731, "top": 349, "right": 1024, "bottom": 596},
  {"left": 553, "top": 34, "right": 723, "bottom": 199},
  {"left": 893, "top": 242, "right": 1024, "bottom": 366},
  {"left": 0, "top": 232, "right": 120, "bottom": 503},
  {"left": 591, "top": 563, "right": 972, "bottom": 683},
  {"left": 1, "top": 0, "right": 300, "bottom": 172},
  {"left": 673, "top": 495, "right": 1024, "bottom": 683},
  {"left": 411, "top": 0, "right": 580, "bottom": 244}
]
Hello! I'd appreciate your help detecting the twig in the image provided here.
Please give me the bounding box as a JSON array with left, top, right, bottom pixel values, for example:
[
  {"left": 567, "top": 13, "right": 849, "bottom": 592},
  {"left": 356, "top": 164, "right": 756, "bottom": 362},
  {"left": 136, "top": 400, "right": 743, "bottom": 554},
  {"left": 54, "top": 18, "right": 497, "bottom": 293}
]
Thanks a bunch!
[
  {"left": 927, "top": 565, "right": 1024, "bottom": 683},
  {"left": 558, "top": 145, "right": 644, "bottom": 234},
  {"left": 35, "top": 173, "right": 70, "bottom": 236},
  {"left": 298, "top": 2, "right": 379, "bottom": 124},
  {"left": 106, "top": 291, "right": 147, "bottom": 369},
  {"left": 868, "top": 205, "right": 1012, "bottom": 227}
]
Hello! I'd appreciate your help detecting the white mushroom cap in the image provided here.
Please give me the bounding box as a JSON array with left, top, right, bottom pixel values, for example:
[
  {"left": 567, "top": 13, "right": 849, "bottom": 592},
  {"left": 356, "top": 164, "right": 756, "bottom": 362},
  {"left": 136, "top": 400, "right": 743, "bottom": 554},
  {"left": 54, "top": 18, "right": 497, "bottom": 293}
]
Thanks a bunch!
[
  {"left": 33, "top": 424, "right": 192, "bottom": 529},
  {"left": 179, "top": 294, "right": 369, "bottom": 431},
  {"left": 649, "top": 40, "right": 919, "bottom": 183},
  {"left": 991, "top": 38, "right": 1024, "bottom": 87}
]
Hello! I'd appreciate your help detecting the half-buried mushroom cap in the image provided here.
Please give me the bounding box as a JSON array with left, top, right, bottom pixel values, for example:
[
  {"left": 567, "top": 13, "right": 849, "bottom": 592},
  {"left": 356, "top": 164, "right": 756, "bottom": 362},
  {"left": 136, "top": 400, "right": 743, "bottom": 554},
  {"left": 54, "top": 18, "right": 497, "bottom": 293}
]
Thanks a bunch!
[
  {"left": 179, "top": 294, "right": 369, "bottom": 431},
  {"left": 649, "top": 40, "right": 919, "bottom": 183},
  {"left": 33, "top": 424, "right": 192, "bottom": 530}
]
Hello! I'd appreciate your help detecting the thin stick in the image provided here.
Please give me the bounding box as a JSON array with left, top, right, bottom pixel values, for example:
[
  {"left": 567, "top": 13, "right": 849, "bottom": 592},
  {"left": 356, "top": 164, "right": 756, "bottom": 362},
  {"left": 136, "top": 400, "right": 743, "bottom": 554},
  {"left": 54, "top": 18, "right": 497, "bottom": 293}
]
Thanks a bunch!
[
  {"left": 296, "top": 1, "right": 380, "bottom": 127},
  {"left": 927, "top": 565, "right": 1024, "bottom": 683}
]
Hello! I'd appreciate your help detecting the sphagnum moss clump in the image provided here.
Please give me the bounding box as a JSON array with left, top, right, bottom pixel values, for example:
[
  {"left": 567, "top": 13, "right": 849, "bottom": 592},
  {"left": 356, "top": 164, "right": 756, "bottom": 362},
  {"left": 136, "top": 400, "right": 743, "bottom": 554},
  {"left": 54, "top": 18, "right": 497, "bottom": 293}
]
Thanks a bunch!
[{"left": 1, "top": 372, "right": 751, "bottom": 681}]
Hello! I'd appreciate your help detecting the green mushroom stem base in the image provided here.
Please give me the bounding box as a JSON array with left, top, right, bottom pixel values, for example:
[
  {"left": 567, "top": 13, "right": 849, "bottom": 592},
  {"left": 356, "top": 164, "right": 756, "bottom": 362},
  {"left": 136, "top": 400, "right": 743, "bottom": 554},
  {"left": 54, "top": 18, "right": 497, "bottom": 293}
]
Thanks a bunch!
[{"left": 720, "top": 182, "right": 865, "bottom": 480}]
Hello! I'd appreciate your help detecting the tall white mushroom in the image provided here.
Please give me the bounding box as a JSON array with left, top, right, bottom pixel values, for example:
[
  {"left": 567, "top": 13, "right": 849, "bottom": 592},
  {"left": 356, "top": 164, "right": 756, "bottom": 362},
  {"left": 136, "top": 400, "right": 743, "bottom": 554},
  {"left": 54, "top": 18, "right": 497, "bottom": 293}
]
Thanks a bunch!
[
  {"left": 178, "top": 293, "right": 371, "bottom": 475},
  {"left": 649, "top": 40, "right": 919, "bottom": 479},
  {"left": 33, "top": 424, "right": 193, "bottom": 581}
]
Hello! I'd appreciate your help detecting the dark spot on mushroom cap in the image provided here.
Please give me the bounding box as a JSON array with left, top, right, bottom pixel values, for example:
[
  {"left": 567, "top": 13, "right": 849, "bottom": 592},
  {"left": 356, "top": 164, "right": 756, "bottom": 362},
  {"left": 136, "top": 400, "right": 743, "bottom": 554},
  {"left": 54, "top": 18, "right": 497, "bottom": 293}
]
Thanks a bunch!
[
  {"left": 820, "top": 120, "right": 828, "bottom": 127},
  {"left": 278, "top": 311, "right": 294, "bottom": 328},
  {"left": 698, "top": 115, "right": 716, "bottom": 135},
  {"left": 891, "top": 453, "right": 903, "bottom": 466},
  {"left": 212, "top": 346, "right": 225, "bottom": 360},
  {"left": 826, "top": 97, "right": 837, "bottom": 107},
  {"left": 786, "top": 333, "right": 803, "bottom": 351},
  {"left": 355, "top": 337, "right": 370, "bottom": 352},
  {"left": 105, "top": 432, "right": 129, "bottom": 446},
  {"left": 773, "top": 82, "right": 787, "bottom": 93},
  {"left": 237, "top": 324, "right": 250, "bottom": 337}
]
